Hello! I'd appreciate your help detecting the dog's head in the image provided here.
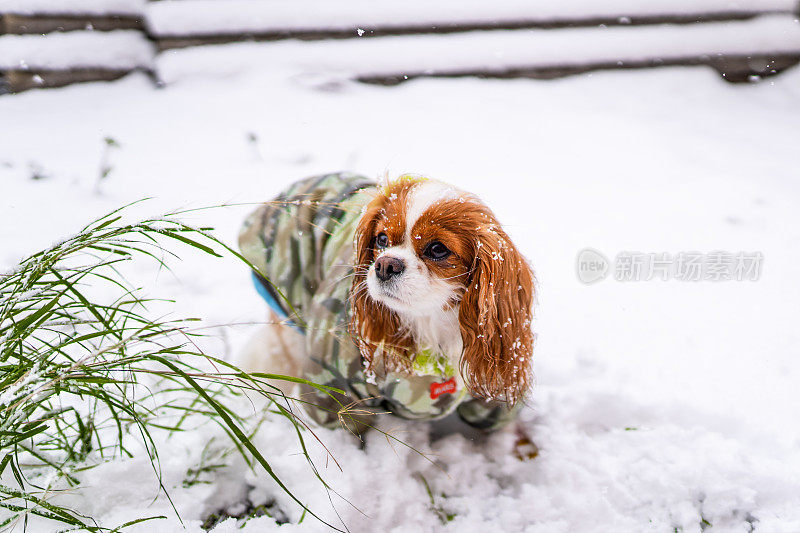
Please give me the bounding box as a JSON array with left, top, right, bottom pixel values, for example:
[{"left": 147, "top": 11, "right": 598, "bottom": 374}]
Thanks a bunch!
[{"left": 349, "top": 175, "right": 535, "bottom": 403}]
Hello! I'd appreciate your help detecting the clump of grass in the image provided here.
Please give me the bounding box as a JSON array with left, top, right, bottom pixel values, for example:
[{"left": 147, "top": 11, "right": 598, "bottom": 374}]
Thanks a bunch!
[
  {"left": 97, "top": 136, "right": 120, "bottom": 184},
  {"left": 0, "top": 205, "right": 345, "bottom": 532},
  {"left": 414, "top": 473, "right": 455, "bottom": 525}
]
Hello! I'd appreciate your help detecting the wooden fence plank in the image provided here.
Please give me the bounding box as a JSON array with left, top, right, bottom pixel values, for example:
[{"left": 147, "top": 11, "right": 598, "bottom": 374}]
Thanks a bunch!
[
  {"left": 152, "top": 12, "right": 786, "bottom": 51},
  {"left": 1, "top": 13, "right": 144, "bottom": 34},
  {"left": 357, "top": 53, "right": 800, "bottom": 85},
  {"left": 1, "top": 68, "right": 141, "bottom": 92},
  {"left": 144, "top": 0, "right": 798, "bottom": 40}
]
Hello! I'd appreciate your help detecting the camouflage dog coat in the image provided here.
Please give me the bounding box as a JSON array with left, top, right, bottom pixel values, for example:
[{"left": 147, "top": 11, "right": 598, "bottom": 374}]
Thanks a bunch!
[{"left": 239, "top": 173, "right": 519, "bottom": 431}]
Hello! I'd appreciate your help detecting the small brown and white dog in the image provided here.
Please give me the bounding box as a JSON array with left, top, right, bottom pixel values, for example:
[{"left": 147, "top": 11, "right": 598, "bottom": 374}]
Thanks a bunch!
[{"left": 239, "top": 173, "right": 535, "bottom": 433}]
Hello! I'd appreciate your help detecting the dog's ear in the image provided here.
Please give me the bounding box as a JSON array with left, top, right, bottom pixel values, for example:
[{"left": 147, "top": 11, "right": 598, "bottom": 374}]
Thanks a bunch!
[
  {"left": 458, "top": 217, "right": 534, "bottom": 403},
  {"left": 349, "top": 197, "right": 413, "bottom": 375}
]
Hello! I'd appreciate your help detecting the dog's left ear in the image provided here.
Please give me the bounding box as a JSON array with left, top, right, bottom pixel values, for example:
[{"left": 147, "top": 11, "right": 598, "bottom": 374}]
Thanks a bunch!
[
  {"left": 458, "top": 217, "right": 535, "bottom": 404},
  {"left": 349, "top": 196, "right": 414, "bottom": 376}
]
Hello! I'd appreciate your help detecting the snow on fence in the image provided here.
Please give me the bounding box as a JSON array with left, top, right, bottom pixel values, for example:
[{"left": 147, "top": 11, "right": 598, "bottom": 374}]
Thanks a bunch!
[
  {"left": 146, "top": 0, "right": 799, "bottom": 46},
  {"left": 1, "top": 0, "right": 800, "bottom": 93},
  {"left": 0, "top": 1, "right": 150, "bottom": 91}
]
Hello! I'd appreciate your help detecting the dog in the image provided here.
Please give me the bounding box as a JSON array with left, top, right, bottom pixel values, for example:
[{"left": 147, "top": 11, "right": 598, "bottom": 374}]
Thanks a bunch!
[{"left": 239, "top": 172, "right": 535, "bottom": 436}]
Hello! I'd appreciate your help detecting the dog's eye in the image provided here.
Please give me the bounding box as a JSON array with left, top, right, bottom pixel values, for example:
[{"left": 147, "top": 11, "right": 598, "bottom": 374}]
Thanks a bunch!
[
  {"left": 423, "top": 241, "right": 451, "bottom": 261},
  {"left": 375, "top": 233, "right": 389, "bottom": 249}
]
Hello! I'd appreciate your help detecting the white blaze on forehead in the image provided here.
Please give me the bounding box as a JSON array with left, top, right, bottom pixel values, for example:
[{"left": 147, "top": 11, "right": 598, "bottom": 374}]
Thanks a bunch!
[{"left": 404, "top": 181, "right": 461, "bottom": 237}]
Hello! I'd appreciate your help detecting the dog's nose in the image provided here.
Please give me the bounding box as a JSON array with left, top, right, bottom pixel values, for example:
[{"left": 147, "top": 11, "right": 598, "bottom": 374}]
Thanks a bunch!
[{"left": 374, "top": 256, "right": 405, "bottom": 282}]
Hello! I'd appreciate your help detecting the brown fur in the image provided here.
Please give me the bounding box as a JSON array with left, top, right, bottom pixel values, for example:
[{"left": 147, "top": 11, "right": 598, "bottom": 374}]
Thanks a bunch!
[
  {"left": 452, "top": 203, "right": 534, "bottom": 403},
  {"left": 349, "top": 177, "right": 421, "bottom": 373},
  {"left": 349, "top": 178, "right": 535, "bottom": 403}
]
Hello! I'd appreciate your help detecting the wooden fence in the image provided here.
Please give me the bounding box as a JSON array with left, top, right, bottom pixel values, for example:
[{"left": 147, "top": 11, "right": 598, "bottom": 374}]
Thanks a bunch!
[{"left": 2, "top": 1, "right": 799, "bottom": 93}]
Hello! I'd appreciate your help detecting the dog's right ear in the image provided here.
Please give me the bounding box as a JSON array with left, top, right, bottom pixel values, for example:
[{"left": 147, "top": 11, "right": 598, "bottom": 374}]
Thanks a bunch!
[
  {"left": 349, "top": 193, "right": 413, "bottom": 375},
  {"left": 457, "top": 207, "right": 535, "bottom": 404}
]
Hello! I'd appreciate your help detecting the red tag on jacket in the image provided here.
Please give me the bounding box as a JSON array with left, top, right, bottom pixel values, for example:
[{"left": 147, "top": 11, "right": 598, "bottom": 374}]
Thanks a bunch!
[{"left": 430, "top": 377, "right": 457, "bottom": 400}]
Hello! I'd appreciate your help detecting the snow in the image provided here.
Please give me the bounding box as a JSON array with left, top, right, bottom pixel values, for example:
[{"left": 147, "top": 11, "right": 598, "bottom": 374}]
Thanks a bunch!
[
  {"left": 1, "top": 0, "right": 145, "bottom": 16},
  {"left": 155, "top": 15, "right": 800, "bottom": 84},
  {"left": 2, "top": 48, "right": 800, "bottom": 532},
  {"left": 145, "top": 0, "right": 798, "bottom": 36},
  {"left": 0, "top": 30, "right": 154, "bottom": 70},
  {"left": 3, "top": 3, "right": 797, "bottom": 82},
  {"left": 4, "top": 0, "right": 795, "bottom": 32},
  {"left": 5, "top": 0, "right": 797, "bottom": 22}
]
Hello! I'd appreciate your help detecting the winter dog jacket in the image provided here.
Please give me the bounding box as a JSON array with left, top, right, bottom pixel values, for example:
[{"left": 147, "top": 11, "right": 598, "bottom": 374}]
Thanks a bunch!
[{"left": 239, "top": 173, "right": 518, "bottom": 431}]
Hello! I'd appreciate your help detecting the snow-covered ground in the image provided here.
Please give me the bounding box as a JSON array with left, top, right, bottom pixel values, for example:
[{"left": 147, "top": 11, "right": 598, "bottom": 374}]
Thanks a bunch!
[{"left": 2, "top": 54, "right": 800, "bottom": 531}]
